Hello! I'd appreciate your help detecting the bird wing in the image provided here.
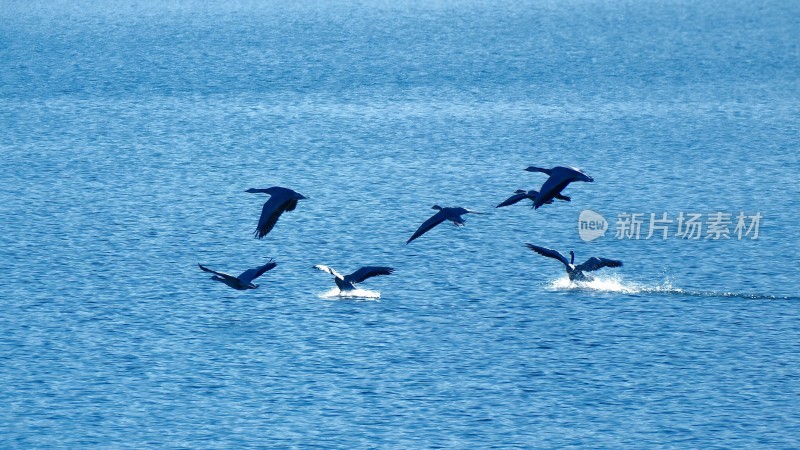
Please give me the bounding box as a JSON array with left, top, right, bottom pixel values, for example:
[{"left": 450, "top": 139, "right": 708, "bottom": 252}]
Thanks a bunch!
[
  {"left": 198, "top": 264, "right": 239, "bottom": 283},
  {"left": 314, "top": 264, "right": 344, "bottom": 280},
  {"left": 575, "top": 257, "right": 622, "bottom": 273},
  {"left": 238, "top": 260, "right": 278, "bottom": 284},
  {"left": 406, "top": 210, "right": 448, "bottom": 244},
  {"left": 254, "top": 192, "right": 292, "bottom": 238},
  {"left": 284, "top": 197, "right": 299, "bottom": 212},
  {"left": 345, "top": 266, "right": 395, "bottom": 284},
  {"left": 497, "top": 192, "right": 529, "bottom": 208},
  {"left": 558, "top": 166, "right": 593, "bottom": 182},
  {"left": 533, "top": 177, "right": 571, "bottom": 209},
  {"left": 525, "top": 166, "right": 552, "bottom": 175},
  {"left": 456, "top": 207, "right": 484, "bottom": 215},
  {"left": 525, "top": 244, "right": 570, "bottom": 267}
]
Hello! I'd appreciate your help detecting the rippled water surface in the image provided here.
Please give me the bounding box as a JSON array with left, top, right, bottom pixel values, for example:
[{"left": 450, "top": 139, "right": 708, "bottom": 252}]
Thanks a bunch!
[{"left": 2, "top": 0, "right": 799, "bottom": 447}]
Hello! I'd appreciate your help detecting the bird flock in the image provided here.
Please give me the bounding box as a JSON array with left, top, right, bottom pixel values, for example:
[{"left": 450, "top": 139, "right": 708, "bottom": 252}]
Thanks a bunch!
[{"left": 199, "top": 165, "right": 622, "bottom": 294}]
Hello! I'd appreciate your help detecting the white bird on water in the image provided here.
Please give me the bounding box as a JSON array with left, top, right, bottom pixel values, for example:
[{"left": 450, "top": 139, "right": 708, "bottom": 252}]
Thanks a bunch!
[
  {"left": 246, "top": 186, "right": 307, "bottom": 238},
  {"left": 198, "top": 259, "right": 277, "bottom": 290},
  {"left": 314, "top": 265, "right": 395, "bottom": 291},
  {"left": 524, "top": 166, "right": 593, "bottom": 209},
  {"left": 406, "top": 205, "right": 483, "bottom": 244}
]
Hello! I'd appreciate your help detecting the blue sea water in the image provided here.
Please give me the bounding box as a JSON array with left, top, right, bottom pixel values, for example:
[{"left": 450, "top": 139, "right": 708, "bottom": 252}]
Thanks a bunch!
[{"left": 1, "top": 0, "right": 799, "bottom": 447}]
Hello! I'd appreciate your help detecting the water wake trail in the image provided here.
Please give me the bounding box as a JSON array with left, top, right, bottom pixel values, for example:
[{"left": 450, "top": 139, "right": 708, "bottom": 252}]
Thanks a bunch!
[
  {"left": 547, "top": 275, "right": 797, "bottom": 300},
  {"left": 318, "top": 287, "right": 381, "bottom": 300}
]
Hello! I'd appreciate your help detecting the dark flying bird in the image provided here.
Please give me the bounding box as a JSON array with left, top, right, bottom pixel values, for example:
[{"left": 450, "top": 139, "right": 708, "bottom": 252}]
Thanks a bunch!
[
  {"left": 314, "top": 265, "right": 395, "bottom": 291},
  {"left": 525, "top": 244, "right": 622, "bottom": 282},
  {"left": 198, "top": 259, "right": 277, "bottom": 290},
  {"left": 406, "top": 205, "right": 483, "bottom": 244},
  {"left": 246, "top": 186, "right": 307, "bottom": 238},
  {"left": 496, "top": 189, "right": 571, "bottom": 208},
  {"left": 524, "top": 166, "right": 593, "bottom": 209}
]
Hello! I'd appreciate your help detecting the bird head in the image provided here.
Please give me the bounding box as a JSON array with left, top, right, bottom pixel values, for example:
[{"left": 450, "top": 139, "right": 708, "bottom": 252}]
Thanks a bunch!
[
  {"left": 569, "top": 251, "right": 575, "bottom": 265},
  {"left": 431, "top": 205, "right": 443, "bottom": 210}
]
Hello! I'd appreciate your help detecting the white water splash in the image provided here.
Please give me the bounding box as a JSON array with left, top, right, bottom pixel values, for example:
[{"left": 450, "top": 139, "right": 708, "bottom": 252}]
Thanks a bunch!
[
  {"left": 318, "top": 287, "right": 381, "bottom": 300},
  {"left": 547, "top": 273, "right": 657, "bottom": 294},
  {"left": 546, "top": 274, "right": 792, "bottom": 300}
]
